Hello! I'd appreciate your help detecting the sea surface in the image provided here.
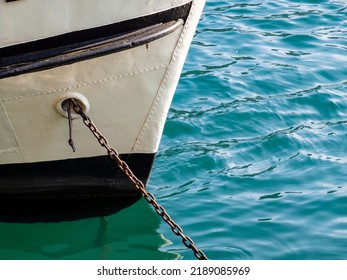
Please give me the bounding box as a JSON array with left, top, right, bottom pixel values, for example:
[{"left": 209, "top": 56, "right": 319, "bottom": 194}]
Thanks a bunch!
[{"left": 1, "top": 0, "right": 347, "bottom": 260}]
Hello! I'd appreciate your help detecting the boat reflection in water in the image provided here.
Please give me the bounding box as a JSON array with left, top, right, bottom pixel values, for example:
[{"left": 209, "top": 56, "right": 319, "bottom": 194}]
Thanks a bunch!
[{"left": 0, "top": 199, "right": 179, "bottom": 259}]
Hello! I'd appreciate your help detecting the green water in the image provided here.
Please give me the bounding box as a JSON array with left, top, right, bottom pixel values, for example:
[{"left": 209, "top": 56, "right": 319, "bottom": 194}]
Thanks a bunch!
[{"left": 1, "top": 0, "right": 347, "bottom": 260}]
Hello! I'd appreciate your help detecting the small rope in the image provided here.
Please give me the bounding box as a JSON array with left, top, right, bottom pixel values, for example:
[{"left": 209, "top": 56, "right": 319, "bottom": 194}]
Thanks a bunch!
[{"left": 67, "top": 100, "right": 76, "bottom": 152}]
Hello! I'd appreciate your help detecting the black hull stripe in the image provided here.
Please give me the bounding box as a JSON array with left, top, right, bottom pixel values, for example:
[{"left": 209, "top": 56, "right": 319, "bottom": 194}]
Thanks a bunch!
[
  {"left": 0, "top": 153, "right": 156, "bottom": 198},
  {"left": 0, "top": 196, "right": 141, "bottom": 223},
  {"left": 0, "top": 154, "right": 155, "bottom": 223},
  {"left": 0, "top": 153, "right": 156, "bottom": 222}
]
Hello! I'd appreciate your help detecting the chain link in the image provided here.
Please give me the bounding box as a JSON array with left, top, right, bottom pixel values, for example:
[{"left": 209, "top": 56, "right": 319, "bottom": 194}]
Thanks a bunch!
[{"left": 70, "top": 99, "right": 208, "bottom": 260}]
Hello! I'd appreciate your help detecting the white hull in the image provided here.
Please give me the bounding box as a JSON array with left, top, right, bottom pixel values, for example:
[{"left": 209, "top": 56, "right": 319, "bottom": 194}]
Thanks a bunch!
[
  {"left": 0, "top": 0, "right": 205, "bottom": 165},
  {"left": 1, "top": 0, "right": 196, "bottom": 47}
]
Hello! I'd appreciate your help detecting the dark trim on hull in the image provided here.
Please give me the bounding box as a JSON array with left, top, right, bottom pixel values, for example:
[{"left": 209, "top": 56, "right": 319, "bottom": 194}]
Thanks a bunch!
[
  {"left": 0, "top": 153, "right": 155, "bottom": 222},
  {"left": 0, "top": 2, "right": 192, "bottom": 79}
]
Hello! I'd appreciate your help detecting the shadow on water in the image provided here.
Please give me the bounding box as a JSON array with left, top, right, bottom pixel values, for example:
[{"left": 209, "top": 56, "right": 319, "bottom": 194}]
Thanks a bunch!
[{"left": 0, "top": 199, "right": 179, "bottom": 260}]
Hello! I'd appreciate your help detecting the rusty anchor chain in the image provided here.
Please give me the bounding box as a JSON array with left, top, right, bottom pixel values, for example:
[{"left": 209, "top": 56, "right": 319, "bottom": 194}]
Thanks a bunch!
[{"left": 68, "top": 98, "right": 208, "bottom": 260}]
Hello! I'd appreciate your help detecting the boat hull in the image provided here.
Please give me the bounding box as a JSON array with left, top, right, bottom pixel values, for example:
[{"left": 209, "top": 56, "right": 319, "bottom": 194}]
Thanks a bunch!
[{"left": 0, "top": 0, "right": 205, "bottom": 220}]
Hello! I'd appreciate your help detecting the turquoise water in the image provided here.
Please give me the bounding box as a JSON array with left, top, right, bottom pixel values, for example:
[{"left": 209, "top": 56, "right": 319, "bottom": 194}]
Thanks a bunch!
[{"left": 1, "top": 0, "right": 347, "bottom": 260}]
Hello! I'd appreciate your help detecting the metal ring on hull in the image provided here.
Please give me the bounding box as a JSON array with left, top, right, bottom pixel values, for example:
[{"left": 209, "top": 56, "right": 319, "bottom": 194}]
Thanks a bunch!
[{"left": 55, "top": 92, "right": 90, "bottom": 119}]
